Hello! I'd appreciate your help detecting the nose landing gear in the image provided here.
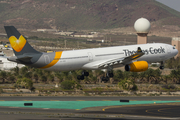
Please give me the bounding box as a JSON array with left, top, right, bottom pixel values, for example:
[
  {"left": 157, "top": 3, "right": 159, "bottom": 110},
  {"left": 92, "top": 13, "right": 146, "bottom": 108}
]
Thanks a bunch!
[
  {"left": 159, "top": 66, "right": 164, "bottom": 70},
  {"left": 77, "top": 75, "right": 84, "bottom": 80},
  {"left": 159, "top": 61, "right": 164, "bottom": 70}
]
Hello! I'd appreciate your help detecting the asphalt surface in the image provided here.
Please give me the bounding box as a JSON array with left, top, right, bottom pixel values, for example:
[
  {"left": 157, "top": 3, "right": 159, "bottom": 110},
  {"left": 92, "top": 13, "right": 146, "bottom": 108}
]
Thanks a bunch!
[
  {"left": 0, "top": 96, "right": 180, "bottom": 120},
  {"left": 86, "top": 103, "right": 180, "bottom": 118}
]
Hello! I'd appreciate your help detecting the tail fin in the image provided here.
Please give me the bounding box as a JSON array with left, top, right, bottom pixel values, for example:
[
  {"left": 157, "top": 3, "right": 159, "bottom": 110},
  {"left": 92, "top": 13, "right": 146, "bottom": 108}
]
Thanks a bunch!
[{"left": 4, "top": 26, "right": 40, "bottom": 56}]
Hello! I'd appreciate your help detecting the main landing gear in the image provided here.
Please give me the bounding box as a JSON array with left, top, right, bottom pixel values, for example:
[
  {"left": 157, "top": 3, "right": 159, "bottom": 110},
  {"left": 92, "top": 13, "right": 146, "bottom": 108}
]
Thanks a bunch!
[
  {"left": 106, "top": 66, "right": 114, "bottom": 78},
  {"left": 106, "top": 71, "right": 114, "bottom": 78},
  {"left": 101, "top": 71, "right": 114, "bottom": 83},
  {"left": 159, "top": 61, "right": 164, "bottom": 70},
  {"left": 77, "top": 71, "right": 89, "bottom": 80},
  {"left": 101, "top": 66, "right": 114, "bottom": 83},
  {"left": 77, "top": 66, "right": 114, "bottom": 81}
]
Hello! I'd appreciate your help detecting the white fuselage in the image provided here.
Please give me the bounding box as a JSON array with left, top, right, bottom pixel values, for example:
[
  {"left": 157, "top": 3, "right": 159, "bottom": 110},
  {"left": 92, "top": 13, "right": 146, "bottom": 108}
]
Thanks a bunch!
[{"left": 44, "top": 43, "right": 178, "bottom": 71}]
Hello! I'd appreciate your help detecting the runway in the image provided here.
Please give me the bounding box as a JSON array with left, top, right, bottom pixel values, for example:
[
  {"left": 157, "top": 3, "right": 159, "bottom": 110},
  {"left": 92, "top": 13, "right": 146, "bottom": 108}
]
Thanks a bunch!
[{"left": 0, "top": 96, "right": 180, "bottom": 120}]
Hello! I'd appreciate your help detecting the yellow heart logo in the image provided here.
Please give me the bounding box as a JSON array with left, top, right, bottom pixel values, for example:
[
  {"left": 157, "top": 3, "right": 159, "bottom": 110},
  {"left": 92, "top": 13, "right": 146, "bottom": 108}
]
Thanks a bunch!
[{"left": 9, "top": 35, "right": 26, "bottom": 52}]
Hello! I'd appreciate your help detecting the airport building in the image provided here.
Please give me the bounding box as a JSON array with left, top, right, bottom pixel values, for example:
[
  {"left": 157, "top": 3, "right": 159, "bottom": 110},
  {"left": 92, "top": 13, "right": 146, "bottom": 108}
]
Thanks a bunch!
[
  {"left": 0, "top": 45, "right": 24, "bottom": 70},
  {"left": 171, "top": 37, "right": 180, "bottom": 58},
  {"left": 0, "top": 57, "right": 24, "bottom": 70}
]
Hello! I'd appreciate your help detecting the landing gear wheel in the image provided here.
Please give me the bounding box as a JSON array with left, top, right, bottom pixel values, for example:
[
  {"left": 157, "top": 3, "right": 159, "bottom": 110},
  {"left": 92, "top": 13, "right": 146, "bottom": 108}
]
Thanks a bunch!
[
  {"left": 80, "top": 75, "right": 84, "bottom": 80},
  {"left": 101, "top": 76, "right": 109, "bottom": 83},
  {"left": 77, "top": 71, "right": 89, "bottom": 80},
  {"left": 77, "top": 75, "right": 84, "bottom": 80},
  {"left": 77, "top": 75, "right": 81, "bottom": 80},
  {"left": 82, "top": 71, "right": 89, "bottom": 76},
  {"left": 106, "top": 72, "right": 114, "bottom": 78}
]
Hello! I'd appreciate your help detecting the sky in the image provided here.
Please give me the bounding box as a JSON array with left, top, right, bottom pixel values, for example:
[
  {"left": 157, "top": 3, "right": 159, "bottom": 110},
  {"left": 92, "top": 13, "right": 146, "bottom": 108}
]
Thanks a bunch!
[{"left": 156, "top": 0, "right": 180, "bottom": 12}]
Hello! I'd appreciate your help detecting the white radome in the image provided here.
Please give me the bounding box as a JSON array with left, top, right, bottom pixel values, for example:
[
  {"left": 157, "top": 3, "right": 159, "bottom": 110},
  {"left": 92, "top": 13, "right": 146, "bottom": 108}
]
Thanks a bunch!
[{"left": 134, "top": 18, "right": 151, "bottom": 33}]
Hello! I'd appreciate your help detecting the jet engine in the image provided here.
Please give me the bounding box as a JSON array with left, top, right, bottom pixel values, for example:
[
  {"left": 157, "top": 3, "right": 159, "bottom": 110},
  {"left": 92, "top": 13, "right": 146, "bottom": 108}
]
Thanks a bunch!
[{"left": 125, "top": 61, "right": 148, "bottom": 72}]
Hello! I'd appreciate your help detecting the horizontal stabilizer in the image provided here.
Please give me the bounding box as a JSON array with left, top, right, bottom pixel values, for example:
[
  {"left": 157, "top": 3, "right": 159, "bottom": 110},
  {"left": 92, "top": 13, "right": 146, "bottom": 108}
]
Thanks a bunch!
[
  {"left": 16, "top": 56, "right": 32, "bottom": 62},
  {"left": 8, "top": 56, "right": 32, "bottom": 63}
]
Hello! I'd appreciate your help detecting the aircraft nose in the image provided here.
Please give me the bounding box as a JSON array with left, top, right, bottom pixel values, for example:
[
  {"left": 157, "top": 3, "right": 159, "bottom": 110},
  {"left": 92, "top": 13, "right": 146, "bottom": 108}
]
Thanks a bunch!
[
  {"left": 171, "top": 45, "right": 178, "bottom": 56},
  {"left": 175, "top": 49, "right": 178, "bottom": 56}
]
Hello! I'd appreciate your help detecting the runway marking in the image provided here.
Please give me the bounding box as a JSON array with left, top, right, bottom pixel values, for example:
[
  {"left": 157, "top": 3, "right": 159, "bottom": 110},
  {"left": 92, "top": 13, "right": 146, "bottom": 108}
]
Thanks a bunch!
[
  {"left": 158, "top": 107, "right": 174, "bottom": 114},
  {"left": 146, "top": 109, "right": 166, "bottom": 115},
  {"left": 102, "top": 105, "right": 124, "bottom": 111},
  {"left": 145, "top": 108, "right": 175, "bottom": 116},
  {"left": 102, "top": 104, "right": 159, "bottom": 111}
]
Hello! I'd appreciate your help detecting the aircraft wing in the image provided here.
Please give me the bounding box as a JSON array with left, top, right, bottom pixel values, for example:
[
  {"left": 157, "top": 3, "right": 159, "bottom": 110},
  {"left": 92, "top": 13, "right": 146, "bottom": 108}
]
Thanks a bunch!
[{"left": 98, "top": 47, "right": 144, "bottom": 68}]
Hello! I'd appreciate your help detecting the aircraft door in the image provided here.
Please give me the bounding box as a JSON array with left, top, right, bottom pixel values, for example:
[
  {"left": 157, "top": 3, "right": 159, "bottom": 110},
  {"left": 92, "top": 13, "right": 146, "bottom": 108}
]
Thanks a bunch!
[
  {"left": 44, "top": 55, "right": 50, "bottom": 64},
  {"left": 88, "top": 52, "right": 93, "bottom": 61},
  {"left": 166, "top": 45, "right": 171, "bottom": 54}
]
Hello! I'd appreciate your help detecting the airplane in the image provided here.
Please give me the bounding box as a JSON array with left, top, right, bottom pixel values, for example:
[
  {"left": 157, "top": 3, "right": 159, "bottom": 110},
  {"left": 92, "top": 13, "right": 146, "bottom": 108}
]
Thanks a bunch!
[
  {"left": 2, "top": 43, "right": 13, "bottom": 50},
  {"left": 4, "top": 26, "right": 178, "bottom": 80}
]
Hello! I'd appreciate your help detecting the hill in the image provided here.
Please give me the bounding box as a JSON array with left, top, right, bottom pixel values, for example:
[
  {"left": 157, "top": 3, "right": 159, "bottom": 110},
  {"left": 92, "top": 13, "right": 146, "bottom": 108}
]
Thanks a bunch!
[{"left": 0, "top": 0, "right": 180, "bottom": 31}]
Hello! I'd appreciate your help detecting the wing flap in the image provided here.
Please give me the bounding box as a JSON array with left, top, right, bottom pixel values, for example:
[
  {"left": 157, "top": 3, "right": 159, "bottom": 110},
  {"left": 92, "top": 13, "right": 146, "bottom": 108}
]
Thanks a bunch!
[{"left": 98, "top": 58, "right": 123, "bottom": 68}]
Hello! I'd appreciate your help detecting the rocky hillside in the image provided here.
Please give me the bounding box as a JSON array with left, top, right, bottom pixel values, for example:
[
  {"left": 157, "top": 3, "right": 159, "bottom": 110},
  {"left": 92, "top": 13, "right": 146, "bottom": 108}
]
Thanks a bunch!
[{"left": 0, "top": 0, "right": 180, "bottom": 31}]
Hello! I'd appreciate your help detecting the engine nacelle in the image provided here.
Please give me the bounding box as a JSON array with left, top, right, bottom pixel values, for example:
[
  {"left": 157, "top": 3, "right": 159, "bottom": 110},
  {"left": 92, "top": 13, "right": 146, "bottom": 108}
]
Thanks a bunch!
[{"left": 125, "top": 61, "right": 148, "bottom": 72}]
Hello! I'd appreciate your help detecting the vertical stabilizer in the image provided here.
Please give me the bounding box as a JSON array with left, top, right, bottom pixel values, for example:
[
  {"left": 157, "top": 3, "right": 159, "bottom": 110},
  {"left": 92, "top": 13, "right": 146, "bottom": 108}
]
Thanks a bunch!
[{"left": 4, "top": 26, "right": 40, "bottom": 56}]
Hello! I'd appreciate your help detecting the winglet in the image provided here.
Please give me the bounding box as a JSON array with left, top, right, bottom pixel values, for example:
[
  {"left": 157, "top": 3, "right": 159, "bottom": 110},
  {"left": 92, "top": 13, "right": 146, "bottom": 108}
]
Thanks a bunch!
[{"left": 137, "top": 47, "right": 142, "bottom": 52}]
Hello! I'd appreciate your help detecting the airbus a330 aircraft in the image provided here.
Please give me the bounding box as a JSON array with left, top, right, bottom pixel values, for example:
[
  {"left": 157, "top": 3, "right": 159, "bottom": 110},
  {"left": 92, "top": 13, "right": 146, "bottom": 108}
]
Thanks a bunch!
[{"left": 4, "top": 26, "right": 178, "bottom": 80}]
